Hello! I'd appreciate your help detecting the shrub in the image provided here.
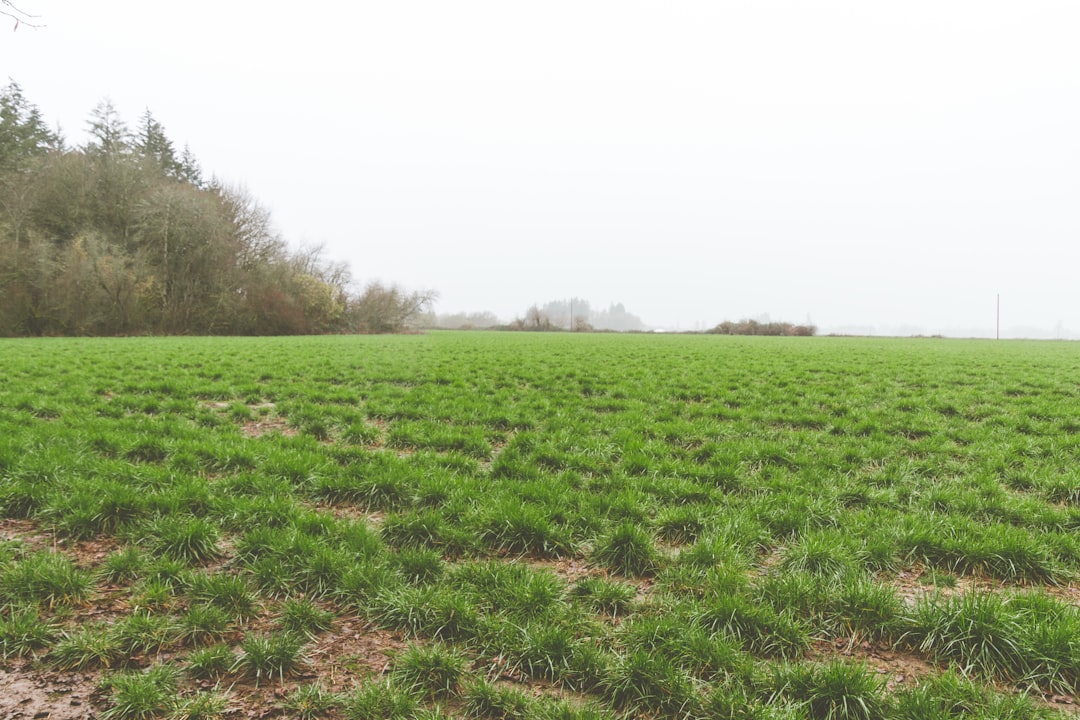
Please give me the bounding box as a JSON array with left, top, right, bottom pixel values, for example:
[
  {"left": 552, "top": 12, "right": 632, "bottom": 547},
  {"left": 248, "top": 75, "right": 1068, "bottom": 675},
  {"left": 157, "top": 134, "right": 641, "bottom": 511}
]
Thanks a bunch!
[{"left": 708, "top": 319, "right": 817, "bottom": 336}]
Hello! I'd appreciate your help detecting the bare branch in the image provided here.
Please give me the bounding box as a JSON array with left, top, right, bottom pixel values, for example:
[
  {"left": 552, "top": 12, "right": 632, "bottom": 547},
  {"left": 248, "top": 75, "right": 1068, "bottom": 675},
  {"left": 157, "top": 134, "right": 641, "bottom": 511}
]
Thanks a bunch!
[{"left": 2, "top": 1, "right": 41, "bottom": 30}]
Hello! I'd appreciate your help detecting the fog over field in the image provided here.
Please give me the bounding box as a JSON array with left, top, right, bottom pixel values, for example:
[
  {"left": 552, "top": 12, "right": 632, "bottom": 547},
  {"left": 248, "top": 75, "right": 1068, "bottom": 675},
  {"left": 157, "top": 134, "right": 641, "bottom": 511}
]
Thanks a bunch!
[{"left": 3, "top": 2, "right": 1078, "bottom": 337}]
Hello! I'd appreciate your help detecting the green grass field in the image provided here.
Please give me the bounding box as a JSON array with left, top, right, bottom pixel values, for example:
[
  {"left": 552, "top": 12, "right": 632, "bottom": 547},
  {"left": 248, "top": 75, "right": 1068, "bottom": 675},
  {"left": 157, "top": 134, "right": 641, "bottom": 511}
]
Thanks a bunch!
[{"left": 2, "top": 332, "right": 1080, "bottom": 719}]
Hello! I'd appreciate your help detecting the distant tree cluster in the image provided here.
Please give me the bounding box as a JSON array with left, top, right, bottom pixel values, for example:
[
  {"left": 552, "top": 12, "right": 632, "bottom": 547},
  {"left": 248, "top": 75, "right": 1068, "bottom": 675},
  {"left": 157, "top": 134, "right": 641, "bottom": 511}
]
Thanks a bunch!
[
  {"left": 427, "top": 310, "right": 501, "bottom": 330},
  {"left": 506, "top": 305, "right": 560, "bottom": 332},
  {"left": 0, "top": 83, "right": 433, "bottom": 336},
  {"left": 708, "top": 319, "right": 817, "bottom": 336},
  {"left": 505, "top": 299, "right": 645, "bottom": 332}
]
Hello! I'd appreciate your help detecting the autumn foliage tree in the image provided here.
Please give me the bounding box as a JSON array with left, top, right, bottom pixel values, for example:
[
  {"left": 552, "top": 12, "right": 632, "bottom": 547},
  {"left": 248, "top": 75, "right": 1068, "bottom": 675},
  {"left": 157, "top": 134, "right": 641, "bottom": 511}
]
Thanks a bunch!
[{"left": 0, "top": 84, "right": 415, "bottom": 336}]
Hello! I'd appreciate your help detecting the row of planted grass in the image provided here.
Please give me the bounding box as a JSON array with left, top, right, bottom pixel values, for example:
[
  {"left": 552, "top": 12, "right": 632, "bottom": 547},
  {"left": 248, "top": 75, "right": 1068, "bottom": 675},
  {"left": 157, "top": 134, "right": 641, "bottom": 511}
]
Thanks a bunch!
[
  {"left": 2, "top": 333, "right": 1080, "bottom": 718},
  {"left": 67, "top": 663, "right": 1075, "bottom": 720},
  {"left": 3, "top": 544, "right": 1076, "bottom": 719},
  {"left": 4, "top": 516, "right": 1080, "bottom": 672},
  {"left": 5, "top": 458, "right": 1076, "bottom": 586},
  {"left": 3, "top": 519, "right": 1078, "bottom": 716}
]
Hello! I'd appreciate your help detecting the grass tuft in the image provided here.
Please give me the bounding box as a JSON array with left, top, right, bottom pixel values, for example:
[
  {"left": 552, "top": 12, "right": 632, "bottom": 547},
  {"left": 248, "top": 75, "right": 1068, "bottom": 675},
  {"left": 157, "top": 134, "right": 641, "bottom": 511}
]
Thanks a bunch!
[
  {"left": 591, "top": 522, "right": 661, "bottom": 577},
  {"left": 101, "top": 546, "right": 148, "bottom": 584},
  {"left": 770, "top": 660, "right": 888, "bottom": 720},
  {"left": 279, "top": 597, "right": 334, "bottom": 637},
  {"left": 0, "top": 605, "right": 56, "bottom": 658},
  {"left": 461, "top": 679, "right": 533, "bottom": 719},
  {"left": 391, "top": 642, "right": 467, "bottom": 700},
  {"left": 0, "top": 551, "right": 93, "bottom": 607},
  {"left": 149, "top": 515, "right": 221, "bottom": 563},
  {"left": 570, "top": 576, "right": 635, "bottom": 617},
  {"left": 602, "top": 649, "right": 697, "bottom": 716},
  {"left": 170, "top": 690, "right": 229, "bottom": 720},
  {"left": 99, "top": 663, "right": 179, "bottom": 720},
  {"left": 178, "top": 603, "right": 232, "bottom": 646},
  {"left": 187, "top": 572, "right": 258, "bottom": 621},
  {"left": 697, "top": 593, "right": 809, "bottom": 659},
  {"left": 49, "top": 623, "right": 123, "bottom": 669},
  {"left": 185, "top": 643, "right": 235, "bottom": 680},
  {"left": 341, "top": 678, "right": 418, "bottom": 720},
  {"left": 234, "top": 632, "right": 306, "bottom": 685},
  {"left": 281, "top": 682, "right": 339, "bottom": 720}
]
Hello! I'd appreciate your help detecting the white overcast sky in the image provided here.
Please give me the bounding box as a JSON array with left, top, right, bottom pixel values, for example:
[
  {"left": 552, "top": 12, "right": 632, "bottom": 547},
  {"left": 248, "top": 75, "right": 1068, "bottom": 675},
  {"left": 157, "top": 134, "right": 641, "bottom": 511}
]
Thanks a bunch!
[{"left": 3, "top": 1, "right": 1079, "bottom": 336}]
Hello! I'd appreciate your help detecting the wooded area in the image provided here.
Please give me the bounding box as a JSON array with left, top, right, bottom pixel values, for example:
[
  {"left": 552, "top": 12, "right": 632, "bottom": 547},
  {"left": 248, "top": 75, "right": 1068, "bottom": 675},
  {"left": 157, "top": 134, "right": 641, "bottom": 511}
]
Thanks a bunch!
[{"left": 0, "top": 83, "right": 433, "bottom": 336}]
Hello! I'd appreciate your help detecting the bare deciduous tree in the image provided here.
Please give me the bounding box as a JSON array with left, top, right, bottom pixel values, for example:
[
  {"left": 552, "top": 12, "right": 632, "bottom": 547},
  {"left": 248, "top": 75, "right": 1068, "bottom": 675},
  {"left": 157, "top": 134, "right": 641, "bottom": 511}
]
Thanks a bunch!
[
  {"left": 350, "top": 282, "right": 438, "bottom": 334},
  {"left": 508, "top": 305, "right": 554, "bottom": 331}
]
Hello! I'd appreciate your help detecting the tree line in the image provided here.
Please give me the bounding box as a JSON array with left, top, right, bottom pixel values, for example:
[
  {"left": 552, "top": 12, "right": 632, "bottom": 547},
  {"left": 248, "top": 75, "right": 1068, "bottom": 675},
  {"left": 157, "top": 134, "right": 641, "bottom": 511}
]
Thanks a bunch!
[
  {"left": 427, "top": 304, "right": 818, "bottom": 336},
  {"left": 0, "top": 83, "right": 433, "bottom": 336}
]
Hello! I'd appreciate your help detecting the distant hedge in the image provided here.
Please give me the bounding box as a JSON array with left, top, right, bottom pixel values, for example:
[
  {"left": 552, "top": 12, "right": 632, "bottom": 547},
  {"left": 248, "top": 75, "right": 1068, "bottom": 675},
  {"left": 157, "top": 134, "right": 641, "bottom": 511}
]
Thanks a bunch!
[{"left": 708, "top": 319, "right": 816, "bottom": 336}]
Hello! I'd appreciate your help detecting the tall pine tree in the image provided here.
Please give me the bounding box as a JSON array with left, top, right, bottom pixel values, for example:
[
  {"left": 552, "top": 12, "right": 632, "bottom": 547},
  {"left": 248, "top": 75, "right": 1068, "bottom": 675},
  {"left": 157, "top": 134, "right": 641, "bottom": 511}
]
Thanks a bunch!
[
  {"left": 136, "top": 109, "right": 183, "bottom": 179},
  {"left": 0, "top": 82, "right": 56, "bottom": 173}
]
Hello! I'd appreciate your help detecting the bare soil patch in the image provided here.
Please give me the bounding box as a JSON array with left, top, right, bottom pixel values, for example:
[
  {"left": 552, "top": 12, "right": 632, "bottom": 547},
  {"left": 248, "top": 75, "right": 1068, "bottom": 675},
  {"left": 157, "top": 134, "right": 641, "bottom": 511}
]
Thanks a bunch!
[
  {"left": 201, "top": 400, "right": 297, "bottom": 439},
  {"left": 888, "top": 564, "right": 1080, "bottom": 608},
  {"left": 238, "top": 416, "right": 295, "bottom": 439},
  {"left": 522, "top": 556, "right": 597, "bottom": 585},
  {"left": 0, "top": 662, "right": 102, "bottom": 720},
  {"left": 0, "top": 518, "right": 53, "bottom": 554},
  {"left": 309, "top": 502, "right": 385, "bottom": 527},
  {"left": 303, "top": 618, "right": 407, "bottom": 693},
  {"left": 807, "top": 636, "right": 938, "bottom": 693}
]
